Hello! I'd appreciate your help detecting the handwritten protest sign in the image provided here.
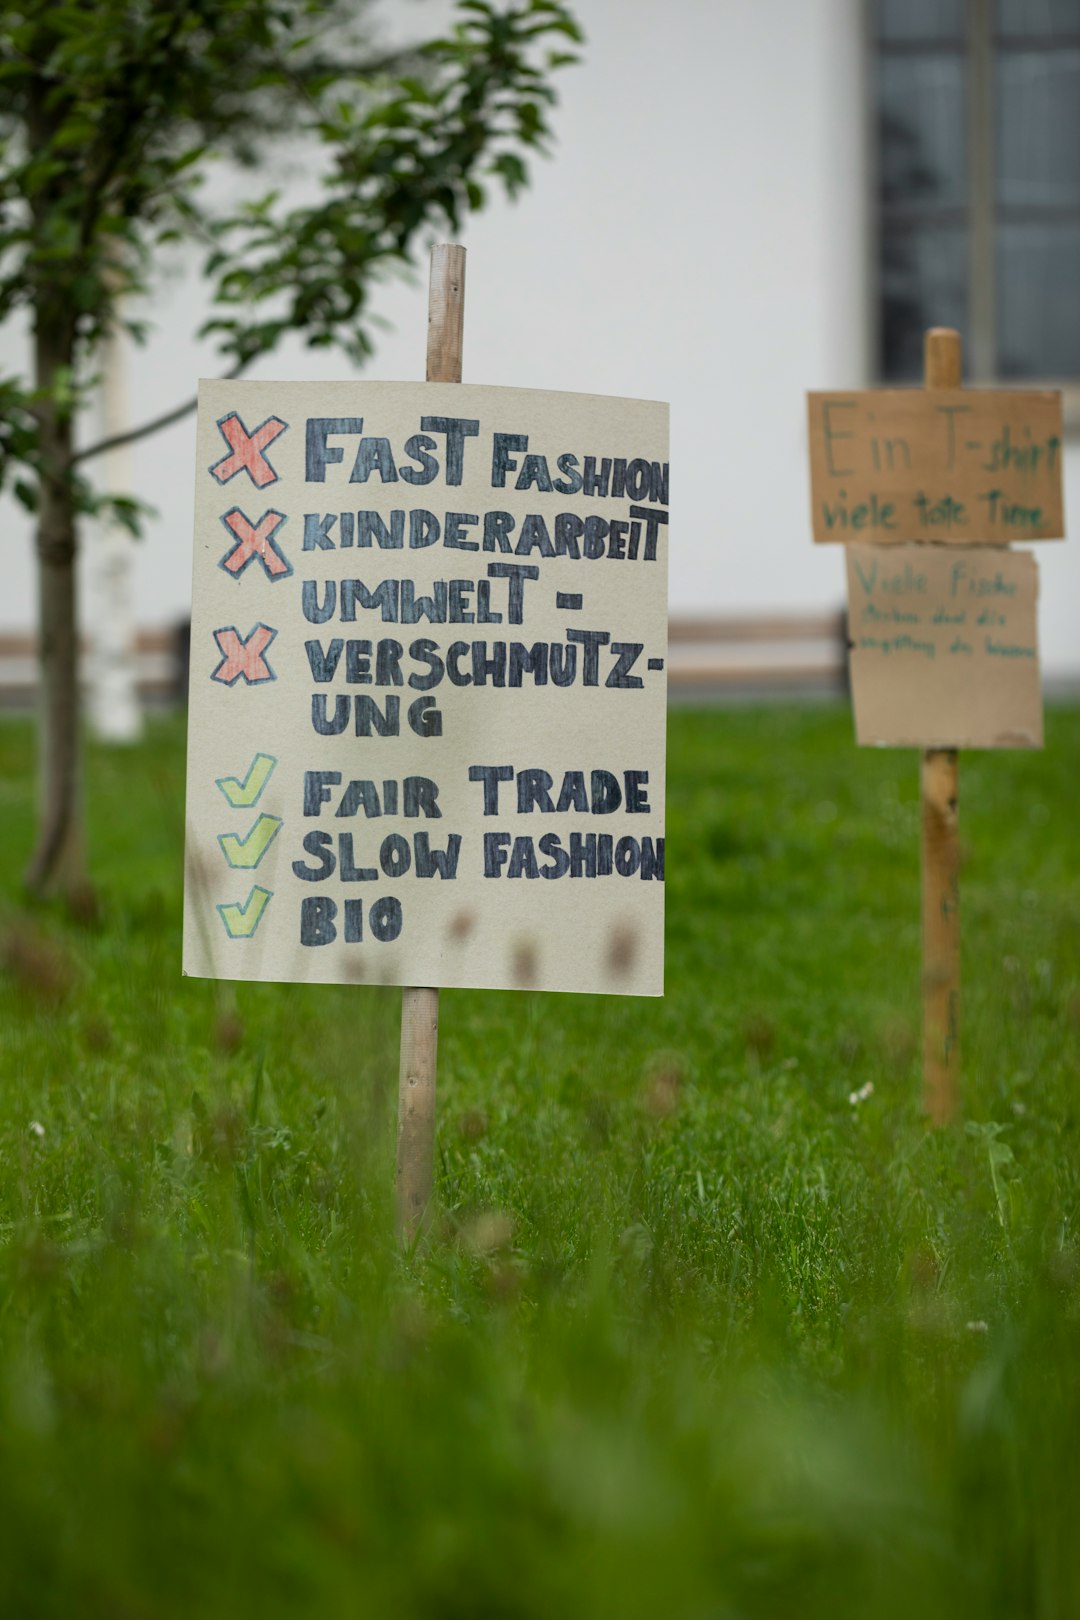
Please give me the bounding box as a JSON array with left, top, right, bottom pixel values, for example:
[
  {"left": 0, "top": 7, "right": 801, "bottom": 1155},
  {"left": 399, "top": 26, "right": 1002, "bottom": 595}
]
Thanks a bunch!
[
  {"left": 809, "top": 329, "right": 1067, "bottom": 1127},
  {"left": 808, "top": 389, "right": 1064, "bottom": 543},
  {"left": 846, "top": 544, "right": 1041, "bottom": 748},
  {"left": 183, "top": 381, "right": 669, "bottom": 997}
]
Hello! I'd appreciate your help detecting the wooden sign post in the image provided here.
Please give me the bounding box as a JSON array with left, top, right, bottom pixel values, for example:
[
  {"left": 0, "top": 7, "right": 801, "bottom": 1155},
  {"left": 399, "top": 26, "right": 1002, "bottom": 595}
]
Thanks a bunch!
[
  {"left": 396, "top": 245, "right": 465, "bottom": 1242},
  {"left": 920, "top": 330, "right": 962, "bottom": 1124},
  {"left": 181, "top": 249, "right": 670, "bottom": 1232},
  {"left": 807, "top": 329, "right": 1065, "bottom": 1123}
]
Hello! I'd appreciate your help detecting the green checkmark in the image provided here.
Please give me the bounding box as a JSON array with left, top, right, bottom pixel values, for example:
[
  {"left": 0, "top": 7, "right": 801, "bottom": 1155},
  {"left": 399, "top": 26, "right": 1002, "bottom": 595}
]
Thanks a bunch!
[
  {"left": 217, "top": 814, "right": 282, "bottom": 869},
  {"left": 216, "top": 752, "right": 277, "bottom": 808},
  {"left": 217, "top": 886, "right": 273, "bottom": 939}
]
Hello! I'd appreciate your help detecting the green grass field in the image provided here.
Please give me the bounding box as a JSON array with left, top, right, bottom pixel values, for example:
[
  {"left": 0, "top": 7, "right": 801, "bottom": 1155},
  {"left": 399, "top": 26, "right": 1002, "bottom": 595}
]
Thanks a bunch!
[{"left": 1, "top": 703, "right": 1078, "bottom": 1619}]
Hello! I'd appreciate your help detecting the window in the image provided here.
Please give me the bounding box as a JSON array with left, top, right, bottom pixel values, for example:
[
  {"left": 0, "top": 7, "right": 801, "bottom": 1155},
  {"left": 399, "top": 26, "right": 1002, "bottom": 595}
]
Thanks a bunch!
[{"left": 877, "top": 0, "right": 1080, "bottom": 383}]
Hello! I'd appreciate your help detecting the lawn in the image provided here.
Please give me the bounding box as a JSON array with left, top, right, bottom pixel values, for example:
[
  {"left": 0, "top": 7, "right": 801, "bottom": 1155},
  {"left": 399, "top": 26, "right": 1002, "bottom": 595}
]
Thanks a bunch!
[{"left": 0, "top": 703, "right": 1078, "bottom": 1619}]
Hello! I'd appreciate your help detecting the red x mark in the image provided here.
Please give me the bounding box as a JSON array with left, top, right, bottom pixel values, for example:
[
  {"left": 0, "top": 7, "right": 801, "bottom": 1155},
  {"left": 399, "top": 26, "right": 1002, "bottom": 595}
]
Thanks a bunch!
[
  {"left": 220, "top": 508, "right": 291, "bottom": 579},
  {"left": 211, "top": 623, "right": 278, "bottom": 685},
  {"left": 210, "top": 414, "right": 287, "bottom": 487}
]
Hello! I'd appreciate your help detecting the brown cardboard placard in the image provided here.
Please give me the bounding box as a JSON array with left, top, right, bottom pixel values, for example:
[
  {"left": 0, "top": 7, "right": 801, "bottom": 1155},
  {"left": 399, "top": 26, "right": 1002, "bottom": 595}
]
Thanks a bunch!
[
  {"left": 183, "top": 380, "right": 669, "bottom": 997},
  {"left": 846, "top": 544, "right": 1042, "bottom": 748},
  {"left": 808, "top": 389, "right": 1064, "bottom": 543}
]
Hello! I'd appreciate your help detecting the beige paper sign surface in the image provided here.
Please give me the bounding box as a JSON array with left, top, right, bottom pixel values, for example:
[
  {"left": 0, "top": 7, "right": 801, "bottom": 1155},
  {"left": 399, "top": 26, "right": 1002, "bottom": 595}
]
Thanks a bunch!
[
  {"left": 183, "top": 381, "right": 669, "bottom": 996},
  {"left": 808, "top": 390, "right": 1064, "bottom": 543},
  {"left": 846, "top": 544, "right": 1042, "bottom": 749}
]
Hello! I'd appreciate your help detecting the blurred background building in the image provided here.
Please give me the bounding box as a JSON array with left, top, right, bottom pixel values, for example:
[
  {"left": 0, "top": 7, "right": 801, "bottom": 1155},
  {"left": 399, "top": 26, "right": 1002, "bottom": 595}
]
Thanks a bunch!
[{"left": 1, "top": 0, "right": 1078, "bottom": 701}]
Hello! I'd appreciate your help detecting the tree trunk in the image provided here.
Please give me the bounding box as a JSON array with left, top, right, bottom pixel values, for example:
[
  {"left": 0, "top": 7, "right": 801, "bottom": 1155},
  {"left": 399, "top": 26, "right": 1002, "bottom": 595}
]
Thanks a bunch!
[
  {"left": 25, "top": 320, "right": 87, "bottom": 900},
  {"left": 88, "top": 308, "right": 143, "bottom": 745}
]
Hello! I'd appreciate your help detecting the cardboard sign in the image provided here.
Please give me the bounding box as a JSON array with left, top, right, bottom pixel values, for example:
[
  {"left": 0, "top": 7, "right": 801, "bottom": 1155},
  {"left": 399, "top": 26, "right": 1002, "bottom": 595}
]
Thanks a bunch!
[
  {"left": 845, "top": 544, "right": 1042, "bottom": 748},
  {"left": 183, "top": 381, "right": 669, "bottom": 997},
  {"left": 808, "top": 389, "right": 1064, "bottom": 543}
]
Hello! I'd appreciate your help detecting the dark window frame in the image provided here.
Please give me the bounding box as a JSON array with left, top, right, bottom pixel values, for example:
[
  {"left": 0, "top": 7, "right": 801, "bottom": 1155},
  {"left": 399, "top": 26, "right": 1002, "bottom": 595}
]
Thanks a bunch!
[{"left": 875, "top": 0, "right": 1080, "bottom": 400}]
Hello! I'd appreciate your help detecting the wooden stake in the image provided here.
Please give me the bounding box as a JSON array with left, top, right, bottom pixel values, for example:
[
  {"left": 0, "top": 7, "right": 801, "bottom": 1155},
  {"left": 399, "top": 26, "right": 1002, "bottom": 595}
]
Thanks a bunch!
[
  {"left": 395, "top": 244, "right": 466, "bottom": 1240},
  {"left": 921, "top": 327, "right": 962, "bottom": 1124},
  {"left": 396, "top": 983, "right": 440, "bottom": 1239},
  {"left": 426, "top": 243, "right": 466, "bottom": 388}
]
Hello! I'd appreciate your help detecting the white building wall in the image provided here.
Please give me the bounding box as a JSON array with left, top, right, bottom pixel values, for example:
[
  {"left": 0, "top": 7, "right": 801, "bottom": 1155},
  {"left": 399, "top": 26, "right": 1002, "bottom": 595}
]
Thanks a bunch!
[{"left": 1, "top": 0, "right": 1076, "bottom": 677}]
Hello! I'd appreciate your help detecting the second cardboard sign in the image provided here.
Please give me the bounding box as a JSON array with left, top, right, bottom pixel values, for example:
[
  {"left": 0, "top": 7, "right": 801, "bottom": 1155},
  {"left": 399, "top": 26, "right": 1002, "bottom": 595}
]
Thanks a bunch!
[{"left": 845, "top": 544, "right": 1041, "bottom": 749}]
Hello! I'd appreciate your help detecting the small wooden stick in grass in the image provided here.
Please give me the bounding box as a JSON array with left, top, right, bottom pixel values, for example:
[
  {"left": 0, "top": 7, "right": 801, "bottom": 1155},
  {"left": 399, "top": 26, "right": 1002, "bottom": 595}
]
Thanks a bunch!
[
  {"left": 395, "top": 244, "right": 466, "bottom": 1241},
  {"left": 921, "top": 327, "right": 962, "bottom": 1125}
]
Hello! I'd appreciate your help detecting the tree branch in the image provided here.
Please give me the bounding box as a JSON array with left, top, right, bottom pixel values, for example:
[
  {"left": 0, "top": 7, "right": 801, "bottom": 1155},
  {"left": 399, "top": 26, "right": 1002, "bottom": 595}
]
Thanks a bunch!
[
  {"left": 72, "top": 359, "right": 247, "bottom": 465},
  {"left": 74, "top": 5, "right": 195, "bottom": 256}
]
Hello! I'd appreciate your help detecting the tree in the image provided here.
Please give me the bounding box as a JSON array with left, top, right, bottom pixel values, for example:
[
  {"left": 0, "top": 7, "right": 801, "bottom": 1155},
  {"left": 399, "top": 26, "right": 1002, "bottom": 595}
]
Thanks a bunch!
[{"left": 0, "top": 0, "right": 580, "bottom": 899}]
